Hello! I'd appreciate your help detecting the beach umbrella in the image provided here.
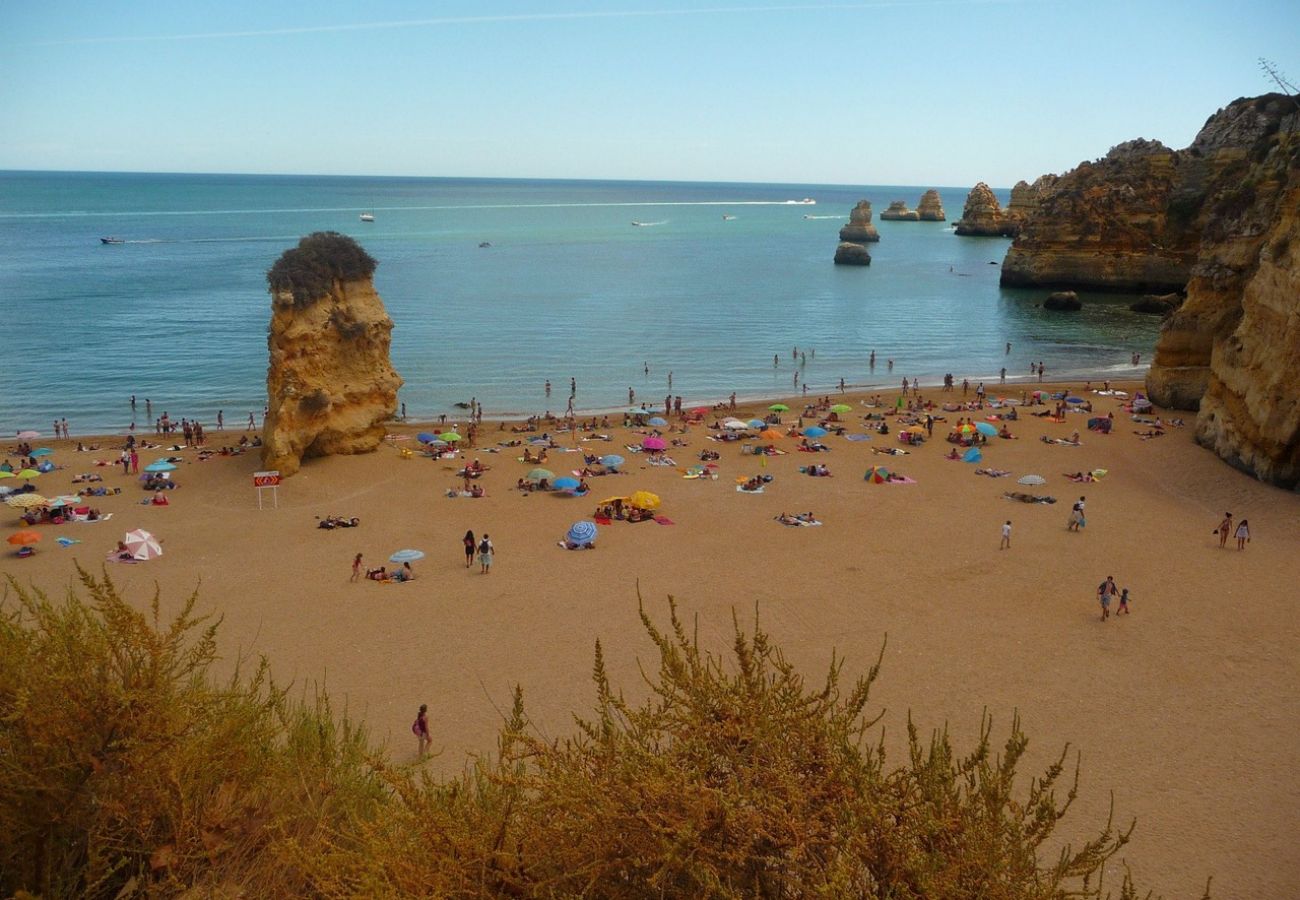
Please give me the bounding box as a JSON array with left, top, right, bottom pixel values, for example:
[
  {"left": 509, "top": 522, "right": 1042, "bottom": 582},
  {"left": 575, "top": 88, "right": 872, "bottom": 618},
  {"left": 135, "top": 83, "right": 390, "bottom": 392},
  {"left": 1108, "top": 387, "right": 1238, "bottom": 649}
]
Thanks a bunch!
[
  {"left": 1066, "top": 396, "right": 1085, "bottom": 404},
  {"left": 722, "top": 419, "right": 748, "bottom": 430},
  {"left": 553, "top": 476, "right": 581, "bottom": 491},
  {"left": 144, "top": 460, "right": 177, "bottom": 473},
  {"left": 439, "top": 431, "right": 462, "bottom": 442},
  {"left": 48, "top": 495, "right": 81, "bottom": 508},
  {"left": 963, "top": 447, "right": 983, "bottom": 463},
  {"left": 956, "top": 424, "right": 976, "bottom": 435},
  {"left": 600, "top": 454, "right": 624, "bottom": 469},
  {"left": 904, "top": 425, "right": 926, "bottom": 435},
  {"left": 0, "top": 471, "right": 13, "bottom": 479},
  {"left": 566, "top": 520, "right": 598, "bottom": 544},
  {"left": 760, "top": 429, "right": 783, "bottom": 441},
  {"left": 16, "top": 469, "right": 40, "bottom": 479},
  {"left": 1017, "top": 474, "right": 1046, "bottom": 486},
  {"left": 416, "top": 431, "right": 437, "bottom": 443},
  {"left": 975, "top": 422, "right": 998, "bottom": 437},
  {"left": 389, "top": 549, "right": 425, "bottom": 563},
  {"left": 7, "top": 530, "right": 41, "bottom": 546},
  {"left": 598, "top": 495, "right": 627, "bottom": 505},
  {"left": 648, "top": 416, "right": 668, "bottom": 426},
  {"left": 628, "top": 490, "right": 660, "bottom": 510},
  {"left": 748, "top": 419, "right": 766, "bottom": 429},
  {"left": 865, "top": 466, "right": 889, "bottom": 483},
  {"left": 30, "top": 448, "right": 53, "bottom": 457},
  {"left": 123, "top": 528, "right": 163, "bottom": 561},
  {"left": 16, "top": 431, "right": 39, "bottom": 440},
  {"left": 642, "top": 436, "right": 668, "bottom": 451},
  {"left": 769, "top": 404, "right": 789, "bottom": 412},
  {"left": 5, "top": 494, "right": 49, "bottom": 509},
  {"left": 830, "top": 404, "right": 852, "bottom": 414},
  {"left": 804, "top": 426, "right": 829, "bottom": 438},
  {"left": 525, "top": 467, "right": 554, "bottom": 482}
]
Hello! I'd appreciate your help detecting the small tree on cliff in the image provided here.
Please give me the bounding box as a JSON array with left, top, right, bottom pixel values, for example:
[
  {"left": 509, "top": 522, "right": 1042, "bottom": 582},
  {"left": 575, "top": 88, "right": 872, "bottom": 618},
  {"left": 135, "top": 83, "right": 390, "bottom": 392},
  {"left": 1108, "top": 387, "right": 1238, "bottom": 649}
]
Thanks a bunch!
[{"left": 267, "top": 231, "right": 378, "bottom": 308}]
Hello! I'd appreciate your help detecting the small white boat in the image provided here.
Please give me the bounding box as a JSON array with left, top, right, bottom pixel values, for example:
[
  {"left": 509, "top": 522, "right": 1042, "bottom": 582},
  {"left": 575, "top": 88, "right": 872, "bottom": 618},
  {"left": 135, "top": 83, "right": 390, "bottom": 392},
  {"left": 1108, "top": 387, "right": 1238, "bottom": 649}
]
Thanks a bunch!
[
  {"left": 722, "top": 214, "right": 736, "bottom": 220},
  {"left": 359, "top": 212, "right": 374, "bottom": 222}
]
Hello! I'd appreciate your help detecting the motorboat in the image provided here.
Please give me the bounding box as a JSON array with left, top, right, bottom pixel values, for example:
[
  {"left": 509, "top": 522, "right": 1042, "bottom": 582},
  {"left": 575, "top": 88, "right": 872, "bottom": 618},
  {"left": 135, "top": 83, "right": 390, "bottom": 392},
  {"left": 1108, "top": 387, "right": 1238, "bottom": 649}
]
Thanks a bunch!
[
  {"left": 100, "top": 237, "right": 124, "bottom": 244},
  {"left": 785, "top": 198, "right": 816, "bottom": 205},
  {"left": 722, "top": 214, "right": 736, "bottom": 220},
  {"left": 478, "top": 241, "right": 491, "bottom": 248},
  {"left": 359, "top": 212, "right": 374, "bottom": 222}
]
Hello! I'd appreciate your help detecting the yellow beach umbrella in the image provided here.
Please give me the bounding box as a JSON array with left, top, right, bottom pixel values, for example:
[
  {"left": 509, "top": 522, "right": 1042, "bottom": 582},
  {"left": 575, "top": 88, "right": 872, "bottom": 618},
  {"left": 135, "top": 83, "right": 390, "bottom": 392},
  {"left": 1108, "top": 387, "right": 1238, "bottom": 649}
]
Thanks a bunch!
[
  {"left": 905, "top": 425, "right": 926, "bottom": 435},
  {"left": 628, "top": 490, "right": 661, "bottom": 510},
  {"left": 16, "top": 469, "right": 41, "bottom": 479},
  {"left": 5, "top": 494, "right": 50, "bottom": 509}
]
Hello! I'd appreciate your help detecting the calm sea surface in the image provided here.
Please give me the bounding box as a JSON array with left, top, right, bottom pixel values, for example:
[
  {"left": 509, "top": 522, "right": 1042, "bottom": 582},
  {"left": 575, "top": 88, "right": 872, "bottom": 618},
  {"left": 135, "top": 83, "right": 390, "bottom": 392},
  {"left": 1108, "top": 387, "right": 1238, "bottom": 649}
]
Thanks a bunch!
[{"left": 0, "top": 171, "right": 1158, "bottom": 435}]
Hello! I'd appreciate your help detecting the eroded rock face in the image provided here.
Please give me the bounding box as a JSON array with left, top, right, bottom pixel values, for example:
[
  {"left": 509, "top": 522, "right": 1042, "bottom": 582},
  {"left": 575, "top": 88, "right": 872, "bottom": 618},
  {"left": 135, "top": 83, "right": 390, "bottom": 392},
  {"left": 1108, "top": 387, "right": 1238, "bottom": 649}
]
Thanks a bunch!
[
  {"left": 834, "top": 242, "right": 872, "bottom": 265},
  {"left": 954, "top": 183, "right": 1015, "bottom": 237},
  {"left": 880, "top": 200, "right": 919, "bottom": 221},
  {"left": 262, "top": 233, "right": 403, "bottom": 477},
  {"left": 838, "top": 201, "right": 880, "bottom": 242},
  {"left": 917, "top": 189, "right": 946, "bottom": 221},
  {"left": 1043, "top": 291, "right": 1082, "bottom": 311},
  {"left": 1130, "top": 293, "right": 1184, "bottom": 315}
]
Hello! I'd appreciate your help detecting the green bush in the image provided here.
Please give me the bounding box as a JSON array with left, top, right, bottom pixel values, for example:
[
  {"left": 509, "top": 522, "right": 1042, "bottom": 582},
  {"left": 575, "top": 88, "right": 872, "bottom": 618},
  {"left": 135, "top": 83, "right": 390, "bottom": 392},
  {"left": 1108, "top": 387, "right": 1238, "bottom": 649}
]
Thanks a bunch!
[{"left": 266, "top": 232, "right": 378, "bottom": 308}]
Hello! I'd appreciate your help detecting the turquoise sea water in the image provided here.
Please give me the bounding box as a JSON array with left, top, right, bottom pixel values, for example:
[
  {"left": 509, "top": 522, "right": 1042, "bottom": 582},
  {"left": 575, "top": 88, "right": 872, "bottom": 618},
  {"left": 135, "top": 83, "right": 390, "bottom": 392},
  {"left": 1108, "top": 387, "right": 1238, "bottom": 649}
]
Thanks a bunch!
[{"left": 0, "top": 171, "right": 1158, "bottom": 436}]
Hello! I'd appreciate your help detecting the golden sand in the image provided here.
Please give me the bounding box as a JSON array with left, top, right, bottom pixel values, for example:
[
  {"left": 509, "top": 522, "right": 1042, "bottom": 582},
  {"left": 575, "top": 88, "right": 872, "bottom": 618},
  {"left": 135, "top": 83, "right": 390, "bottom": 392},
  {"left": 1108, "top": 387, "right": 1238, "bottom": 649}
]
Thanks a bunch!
[{"left": 5, "top": 381, "right": 1299, "bottom": 896}]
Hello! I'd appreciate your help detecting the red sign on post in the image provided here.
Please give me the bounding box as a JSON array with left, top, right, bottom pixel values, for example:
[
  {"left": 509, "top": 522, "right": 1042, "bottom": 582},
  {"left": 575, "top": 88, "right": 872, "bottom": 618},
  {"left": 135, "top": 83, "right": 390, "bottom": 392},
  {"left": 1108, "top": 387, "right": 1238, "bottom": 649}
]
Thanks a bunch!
[{"left": 253, "top": 471, "right": 281, "bottom": 487}]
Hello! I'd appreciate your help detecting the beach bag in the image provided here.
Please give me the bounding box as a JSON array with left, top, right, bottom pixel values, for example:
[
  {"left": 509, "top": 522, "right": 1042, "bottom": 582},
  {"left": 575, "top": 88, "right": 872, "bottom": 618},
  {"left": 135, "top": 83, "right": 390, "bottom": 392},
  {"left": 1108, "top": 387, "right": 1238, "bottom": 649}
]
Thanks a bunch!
[
  {"left": 411, "top": 719, "right": 421, "bottom": 737},
  {"left": 478, "top": 539, "right": 490, "bottom": 555}
]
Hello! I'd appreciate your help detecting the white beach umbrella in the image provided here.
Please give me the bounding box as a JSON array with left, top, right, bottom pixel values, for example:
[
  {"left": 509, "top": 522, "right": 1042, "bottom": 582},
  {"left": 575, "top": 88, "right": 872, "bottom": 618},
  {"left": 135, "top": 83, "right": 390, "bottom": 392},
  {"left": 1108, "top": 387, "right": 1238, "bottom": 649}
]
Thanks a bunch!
[
  {"left": 722, "top": 419, "right": 749, "bottom": 430},
  {"left": 1017, "top": 474, "right": 1046, "bottom": 486},
  {"left": 123, "top": 528, "right": 163, "bottom": 560}
]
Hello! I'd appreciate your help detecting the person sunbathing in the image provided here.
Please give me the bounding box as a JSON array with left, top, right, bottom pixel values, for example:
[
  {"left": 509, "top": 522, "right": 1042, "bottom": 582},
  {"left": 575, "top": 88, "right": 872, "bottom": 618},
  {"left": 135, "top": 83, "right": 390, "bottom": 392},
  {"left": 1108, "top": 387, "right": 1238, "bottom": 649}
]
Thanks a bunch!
[
  {"left": 699, "top": 450, "right": 720, "bottom": 461},
  {"left": 946, "top": 448, "right": 961, "bottom": 460},
  {"left": 365, "top": 566, "right": 387, "bottom": 581},
  {"left": 150, "top": 492, "right": 169, "bottom": 506},
  {"left": 998, "top": 425, "right": 1015, "bottom": 439},
  {"left": 626, "top": 506, "right": 653, "bottom": 522}
]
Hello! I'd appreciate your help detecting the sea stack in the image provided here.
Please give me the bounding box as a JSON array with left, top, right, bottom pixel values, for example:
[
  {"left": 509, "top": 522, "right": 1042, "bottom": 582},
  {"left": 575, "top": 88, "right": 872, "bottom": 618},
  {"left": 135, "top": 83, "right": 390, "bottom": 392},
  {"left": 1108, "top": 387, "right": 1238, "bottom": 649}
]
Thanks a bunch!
[
  {"left": 838, "top": 201, "right": 881, "bottom": 242},
  {"left": 833, "top": 241, "right": 872, "bottom": 266},
  {"left": 262, "top": 232, "right": 403, "bottom": 477},
  {"left": 880, "top": 200, "right": 920, "bottom": 221},
  {"left": 954, "top": 183, "right": 1016, "bottom": 237},
  {"left": 917, "top": 189, "right": 946, "bottom": 221}
]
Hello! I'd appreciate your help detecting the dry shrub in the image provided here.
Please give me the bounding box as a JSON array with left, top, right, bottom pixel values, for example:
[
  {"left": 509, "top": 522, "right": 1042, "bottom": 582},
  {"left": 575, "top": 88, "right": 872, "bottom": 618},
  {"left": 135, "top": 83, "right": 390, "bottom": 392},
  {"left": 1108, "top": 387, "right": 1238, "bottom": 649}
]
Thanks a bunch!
[{"left": 1, "top": 578, "right": 1201, "bottom": 899}]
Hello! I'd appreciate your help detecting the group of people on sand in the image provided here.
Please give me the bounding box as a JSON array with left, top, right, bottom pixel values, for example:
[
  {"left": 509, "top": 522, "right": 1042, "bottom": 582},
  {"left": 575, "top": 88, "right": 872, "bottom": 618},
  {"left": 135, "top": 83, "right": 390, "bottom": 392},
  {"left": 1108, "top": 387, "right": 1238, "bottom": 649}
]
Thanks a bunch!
[{"left": 1215, "top": 512, "right": 1251, "bottom": 550}]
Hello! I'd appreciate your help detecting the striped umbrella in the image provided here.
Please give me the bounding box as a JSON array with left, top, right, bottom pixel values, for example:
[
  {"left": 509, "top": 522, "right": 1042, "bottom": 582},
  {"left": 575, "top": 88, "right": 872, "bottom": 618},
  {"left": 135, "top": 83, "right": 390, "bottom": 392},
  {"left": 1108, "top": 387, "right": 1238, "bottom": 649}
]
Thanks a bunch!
[
  {"left": 123, "top": 528, "right": 163, "bottom": 561},
  {"left": 566, "top": 521, "right": 598, "bottom": 544}
]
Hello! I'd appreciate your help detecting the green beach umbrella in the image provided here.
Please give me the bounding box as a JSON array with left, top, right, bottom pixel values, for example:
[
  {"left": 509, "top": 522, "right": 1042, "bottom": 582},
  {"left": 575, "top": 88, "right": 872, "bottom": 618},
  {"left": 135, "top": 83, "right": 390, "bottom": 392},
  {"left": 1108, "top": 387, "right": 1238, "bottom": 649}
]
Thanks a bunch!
[
  {"left": 526, "top": 467, "right": 554, "bottom": 482},
  {"left": 440, "top": 431, "right": 462, "bottom": 442},
  {"left": 16, "top": 469, "right": 40, "bottom": 479},
  {"left": 830, "top": 403, "right": 852, "bottom": 414},
  {"left": 768, "top": 403, "right": 789, "bottom": 412}
]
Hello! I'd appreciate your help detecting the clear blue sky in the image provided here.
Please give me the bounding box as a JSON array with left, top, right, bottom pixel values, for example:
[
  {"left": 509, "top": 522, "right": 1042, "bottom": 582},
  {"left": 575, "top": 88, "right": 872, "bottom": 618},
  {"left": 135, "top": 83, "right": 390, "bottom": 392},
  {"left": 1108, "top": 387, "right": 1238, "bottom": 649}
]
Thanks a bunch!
[{"left": 1, "top": 1, "right": 1295, "bottom": 186}]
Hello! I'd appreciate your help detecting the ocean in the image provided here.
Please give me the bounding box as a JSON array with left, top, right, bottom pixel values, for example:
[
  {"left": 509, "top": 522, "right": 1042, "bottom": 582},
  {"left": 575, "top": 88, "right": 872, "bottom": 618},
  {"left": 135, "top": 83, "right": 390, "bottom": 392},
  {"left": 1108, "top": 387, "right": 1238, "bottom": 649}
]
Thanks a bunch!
[{"left": 0, "top": 171, "right": 1158, "bottom": 436}]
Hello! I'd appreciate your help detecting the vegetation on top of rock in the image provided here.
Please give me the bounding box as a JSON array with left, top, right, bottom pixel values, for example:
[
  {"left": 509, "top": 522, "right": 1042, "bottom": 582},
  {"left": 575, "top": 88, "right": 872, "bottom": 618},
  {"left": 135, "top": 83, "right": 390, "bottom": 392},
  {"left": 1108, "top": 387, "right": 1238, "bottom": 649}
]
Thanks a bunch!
[
  {"left": 0, "top": 573, "right": 1201, "bottom": 899},
  {"left": 266, "top": 232, "right": 377, "bottom": 307}
]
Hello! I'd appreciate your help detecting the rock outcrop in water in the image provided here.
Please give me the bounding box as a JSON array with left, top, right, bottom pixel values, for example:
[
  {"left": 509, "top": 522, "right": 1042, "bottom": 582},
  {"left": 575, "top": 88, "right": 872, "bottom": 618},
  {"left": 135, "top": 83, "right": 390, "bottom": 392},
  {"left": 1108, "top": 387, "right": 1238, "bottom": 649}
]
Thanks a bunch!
[
  {"left": 954, "top": 183, "right": 1016, "bottom": 237},
  {"left": 262, "top": 232, "right": 403, "bottom": 477},
  {"left": 833, "top": 241, "right": 872, "bottom": 266},
  {"left": 838, "top": 201, "right": 880, "bottom": 243},
  {"left": 917, "top": 189, "right": 946, "bottom": 221},
  {"left": 880, "top": 200, "right": 920, "bottom": 221}
]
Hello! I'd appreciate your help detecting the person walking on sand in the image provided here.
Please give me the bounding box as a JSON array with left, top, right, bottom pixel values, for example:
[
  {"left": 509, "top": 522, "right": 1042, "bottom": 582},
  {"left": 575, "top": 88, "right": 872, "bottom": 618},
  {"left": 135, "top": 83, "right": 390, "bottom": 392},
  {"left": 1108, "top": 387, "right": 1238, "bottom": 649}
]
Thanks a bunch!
[
  {"left": 1215, "top": 512, "right": 1233, "bottom": 548},
  {"left": 413, "top": 704, "right": 432, "bottom": 756},
  {"left": 1068, "top": 496, "right": 1086, "bottom": 532},
  {"left": 1000, "top": 520, "right": 1012, "bottom": 550},
  {"left": 462, "top": 529, "right": 476, "bottom": 568},
  {"left": 1098, "top": 575, "right": 1117, "bottom": 621},
  {"left": 1117, "top": 588, "right": 1131, "bottom": 615},
  {"left": 1234, "top": 518, "right": 1251, "bottom": 550},
  {"left": 351, "top": 553, "right": 363, "bottom": 582},
  {"left": 478, "top": 533, "right": 494, "bottom": 573},
  {"left": 247, "top": 412, "right": 256, "bottom": 430}
]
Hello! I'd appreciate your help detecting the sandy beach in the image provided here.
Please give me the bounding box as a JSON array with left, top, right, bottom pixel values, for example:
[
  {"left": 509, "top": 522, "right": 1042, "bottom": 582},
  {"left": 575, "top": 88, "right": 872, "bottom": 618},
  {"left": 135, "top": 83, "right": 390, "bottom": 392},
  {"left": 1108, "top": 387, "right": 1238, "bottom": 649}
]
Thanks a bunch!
[{"left": 4, "top": 380, "right": 1299, "bottom": 897}]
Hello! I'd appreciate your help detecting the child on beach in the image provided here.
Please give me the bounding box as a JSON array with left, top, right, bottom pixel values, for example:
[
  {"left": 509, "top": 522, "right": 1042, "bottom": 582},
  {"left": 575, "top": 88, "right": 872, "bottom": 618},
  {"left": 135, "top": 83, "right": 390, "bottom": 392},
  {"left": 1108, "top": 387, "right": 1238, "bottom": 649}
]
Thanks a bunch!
[
  {"left": 1117, "top": 588, "right": 1130, "bottom": 615},
  {"left": 351, "top": 553, "right": 363, "bottom": 582},
  {"left": 1000, "top": 520, "right": 1011, "bottom": 550},
  {"left": 412, "top": 704, "right": 431, "bottom": 756}
]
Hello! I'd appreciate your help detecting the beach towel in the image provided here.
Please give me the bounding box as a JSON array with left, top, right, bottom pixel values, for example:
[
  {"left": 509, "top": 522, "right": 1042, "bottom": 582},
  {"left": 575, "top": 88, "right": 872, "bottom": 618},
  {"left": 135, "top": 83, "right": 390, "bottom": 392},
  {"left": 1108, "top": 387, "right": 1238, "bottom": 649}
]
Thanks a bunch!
[
  {"left": 736, "top": 485, "right": 764, "bottom": 493},
  {"left": 72, "top": 513, "right": 112, "bottom": 523},
  {"left": 887, "top": 476, "right": 917, "bottom": 484},
  {"left": 56, "top": 536, "right": 81, "bottom": 547},
  {"left": 653, "top": 516, "right": 675, "bottom": 525},
  {"left": 104, "top": 551, "right": 139, "bottom": 564},
  {"left": 775, "top": 517, "right": 822, "bottom": 527},
  {"left": 594, "top": 516, "right": 613, "bottom": 525}
]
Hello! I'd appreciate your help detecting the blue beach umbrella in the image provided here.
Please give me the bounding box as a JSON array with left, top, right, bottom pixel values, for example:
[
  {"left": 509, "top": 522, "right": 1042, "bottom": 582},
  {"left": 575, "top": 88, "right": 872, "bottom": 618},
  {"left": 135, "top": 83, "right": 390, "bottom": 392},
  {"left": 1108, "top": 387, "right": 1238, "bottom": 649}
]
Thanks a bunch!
[
  {"left": 553, "top": 476, "right": 581, "bottom": 491},
  {"left": 144, "top": 461, "right": 177, "bottom": 472},
  {"left": 600, "top": 454, "right": 624, "bottom": 469},
  {"left": 30, "top": 448, "right": 53, "bottom": 457},
  {"left": 389, "top": 549, "right": 425, "bottom": 563},
  {"left": 648, "top": 417, "right": 668, "bottom": 426},
  {"left": 566, "top": 520, "right": 598, "bottom": 544},
  {"left": 1066, "top": 396, "right": 1085, "bottom": 404},
  {"left": 416, "top": 431, "right": 436, "bottom": 443},
  {"left": 748, "top": 419, "right": 766, "bottom": 429},
  {"left": 803, "top": 426, "right": 828, "bottom": 438},
  {"left": 962, "top": 447, "right": 982, "bottom": 463},
  {"left": 975, "top": 422, "right": 998, "bottom": 437}
]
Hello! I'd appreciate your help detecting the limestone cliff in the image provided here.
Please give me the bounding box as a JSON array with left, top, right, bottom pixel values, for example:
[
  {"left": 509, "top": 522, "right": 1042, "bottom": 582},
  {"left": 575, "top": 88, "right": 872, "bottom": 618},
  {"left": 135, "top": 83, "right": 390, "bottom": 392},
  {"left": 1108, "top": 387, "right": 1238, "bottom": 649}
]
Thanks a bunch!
[
  {"left": 838, "top": 201, "right": 880, "bottom": 242},
  {"left": 1005, "top": 175, "right": 1058, "bottom": 226},
  {"left": 262, "top": 232, "right": 403, "bottom": 477},
  {"left": 1000, "top": 141, "right": 1191, "bottom": 291},
  {"left": 954, "top": 183, "right": 1015, "bottom": 237},
  {"left": 917, "top": 189, "right": 946, "bottom": 221},
  {"left": 880, "top": 200, "right": 920, "bottom": 221},
  {"left": 1149, "top": 95, "right": 1300, "bottom": 487}
]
